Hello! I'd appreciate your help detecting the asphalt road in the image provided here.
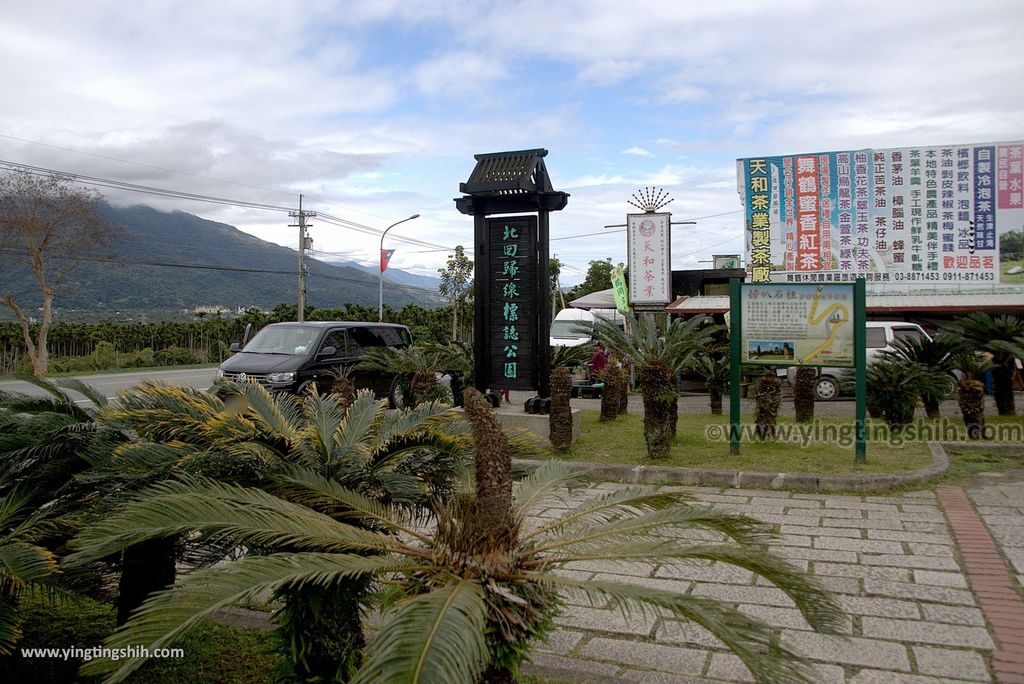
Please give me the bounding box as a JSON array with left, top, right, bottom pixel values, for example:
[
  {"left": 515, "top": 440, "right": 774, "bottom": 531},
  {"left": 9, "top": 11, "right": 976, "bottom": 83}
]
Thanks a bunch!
[{"left": 0, "top": 367, "right": 219, "bottom": 403}]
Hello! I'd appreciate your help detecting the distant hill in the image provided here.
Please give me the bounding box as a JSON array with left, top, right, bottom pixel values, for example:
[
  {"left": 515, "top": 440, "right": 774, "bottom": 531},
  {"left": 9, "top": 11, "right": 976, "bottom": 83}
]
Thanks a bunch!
[
  {"left": 0, "top": 204, "right": 443, "bottom": 319},
  {"left": 329, "top": 259, "right": 443, "bottom": 293}
]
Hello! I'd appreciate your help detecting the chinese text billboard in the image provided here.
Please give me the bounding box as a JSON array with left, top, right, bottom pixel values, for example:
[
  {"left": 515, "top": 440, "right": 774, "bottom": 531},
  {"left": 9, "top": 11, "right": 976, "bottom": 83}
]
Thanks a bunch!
[
  {"left": 627, "top": 212, "right": 671, "bottom": 306},
  {"left": 741, "top": 283, "right": 854, "bottom": 367},
  {"left": 738, "top": 142, "right": 1024, "bottom": 286},
  {"left": 486, "top": 216, "right": 538, "bottom": 391}
]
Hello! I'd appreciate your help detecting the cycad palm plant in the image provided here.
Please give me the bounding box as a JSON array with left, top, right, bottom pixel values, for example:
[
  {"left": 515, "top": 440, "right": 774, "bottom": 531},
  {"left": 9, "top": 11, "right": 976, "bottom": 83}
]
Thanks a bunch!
[
  {"left": 593, "top": 315, "right": 717, "bottom": 458},
  {"left": 688, "top": 346, "right": 730, "bottom": 415},
  {"left": 952, "top": 351, "right": 994, "bottom": 440},
  {"left": 880, "top": 334, "right": 958, "bottom": 419},
  {"left": 71, "top": 388, "right": 844, "bottom": 684},
  {"left": 864, "top": 357, "right": 944, "bottom": 431},
  {"left": 98, "top": 380, "right": 469, "bottom": 681},
  {"left": 357, "top": 345, "right": 451, "bottom": 406},
  {"left": 0, "top": 489, "right": 61, "bottom": 655},
  {"left": 950, "top": 312, "right": 1024, "bottom": 415}
]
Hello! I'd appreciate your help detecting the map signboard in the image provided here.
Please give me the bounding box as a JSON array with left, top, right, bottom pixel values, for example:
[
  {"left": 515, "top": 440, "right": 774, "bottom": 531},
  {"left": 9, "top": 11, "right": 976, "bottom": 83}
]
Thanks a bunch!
[
  {"left": 741, "top": 283, "right": 854, "bottom": 367},
  {"left": 737, "top": 141, "right": 1024, "bottom": 286}
]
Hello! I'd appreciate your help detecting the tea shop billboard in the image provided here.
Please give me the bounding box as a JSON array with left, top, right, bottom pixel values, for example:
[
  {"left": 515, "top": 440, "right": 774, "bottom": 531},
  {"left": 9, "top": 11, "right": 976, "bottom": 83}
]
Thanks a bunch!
[{"left": 737, "top": 141, "right": 1024, "bottom": 286}]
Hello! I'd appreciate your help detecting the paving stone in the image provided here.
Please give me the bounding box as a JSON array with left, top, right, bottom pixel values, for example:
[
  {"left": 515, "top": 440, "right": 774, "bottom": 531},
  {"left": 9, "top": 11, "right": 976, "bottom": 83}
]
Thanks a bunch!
[
  {"left": 774, "top": 546, "right": 858, "bottom": 563},
  {"left": 904, "top": 490, "right": 938, "bottom": 499},
  {"left": 825, "top": 501, "right": 900, "bottom": 512},
  {"left": 872, "top": 510, "right": 945, "bottom": 522},
  {"left": 900, "top": 504, "right": 943, "bottom": 514},
  {"left": 814, "top": 536, "right": 905, "bottom": 554},
  {"left": 908, "top": 542, "right": 957, "bottom": 556},
  {"left": 690, "top": 582, "right": 796, "bottom": 607},
  {"left": 863, "top": 579, "right": 977, "bottom": 606},
  {"left": 861, "top": 554, "right": 961, "bottom": 570},
  {"left": 781, "top": 524, "right": 864, "bottom": 538},
  {"left": 523, "top": 652, "right": 621, "bottom": 680},
  {"left": 781, "top": 631, "right": 911, "bottom": 670},
  {"left": 655, "top": 619, "right": 725, "bottom": 648},
  {"left": 868, "top": 529, "right": 954, "bottom": 545},
  {"left": 531, "top": 629, "right": 585, "bottom": 655},
  {"left": 836, "top": 595, "right": 921, "bottom": 619},
  {"left": 578, "top": 637, "right": 708, "bottom": 674},
  {"left": 861, "top": 617, "right": 995, "bottom": 649},
  {"left": 775, "top": 534, "right": 813, "bottom": 547},
  {"left": 913, "top": 570, "right": 969, "bottom": 588},
  {"left": 705, "top": 653, "right": 845, "bottom": 684},
  {"left": 822, "top": 516, "right": 903, "bottom": 530},
  {"left": 749, "top": 513, "right": 823, "bottom": 528},
  {"left": 814, "top": 507, "right": 866, "bottom": 518},
  {"left": 737, "top": 606, "right": 856, "bottom": 634},
  {"left": 920, "top": 604, "right": 987, "bottom": 626},
  {"left": 848, "top": 670, "right": 956, "bottom": 683},
  {"left": 602, "top": 574, "right": 694, "bottom": 595},
  {"left": 618, "top": 670, "right": 710, "bottom": 684},
  {"left": 812, "top": 562, "right": 912, "bottom": 582},
  {"left": 912, "top": 645, "right": 992, "bottom": 681},
  {"left": 903, "top": 521, "right": 950, "bottom": 533},
  {"left": 655, "top": 562, "right": 755, "bottom": 584},
  {"left": 562, "top": 559, "right": 657, "bottom": 576},
  {"left": 781, "top": 499, "right": 825, "bottom": 509},
  {"left": 554, "top": 605, "right": 657, "bottom": 636}
]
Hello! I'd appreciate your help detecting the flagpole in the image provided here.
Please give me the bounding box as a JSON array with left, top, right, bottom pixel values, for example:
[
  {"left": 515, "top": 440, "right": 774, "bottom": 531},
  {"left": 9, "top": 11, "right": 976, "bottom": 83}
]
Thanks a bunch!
[{"left": 378, "top": 214, "right": 420, "bottom": 321}]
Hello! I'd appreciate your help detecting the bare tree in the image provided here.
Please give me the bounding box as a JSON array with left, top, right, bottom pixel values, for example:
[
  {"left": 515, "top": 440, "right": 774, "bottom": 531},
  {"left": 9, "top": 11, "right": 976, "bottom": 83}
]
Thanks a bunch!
[{"left": 0, "top": 170, "right": 115, "bottom": 376}]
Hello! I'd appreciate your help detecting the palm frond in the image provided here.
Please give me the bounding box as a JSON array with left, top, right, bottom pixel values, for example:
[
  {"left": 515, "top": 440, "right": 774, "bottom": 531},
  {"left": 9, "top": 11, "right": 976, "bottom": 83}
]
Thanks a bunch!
[
  {"left": 353, "top": 578, "right": 489, "bottom": 684},
  {"left": 270, "top": 466, "right": 431, "bottom": 543},
  {"left": 520, "top": 486, "right": 700, "bottom": 542},
  {"left": 80, "top": 552, "right": 424, "bottom": 682},
  {"left": 236, "top": 382, "right": 302, "bottom": 443},
  {"left": 530, "top": 575, "right": 826, "bottom": 684},
  {"left": 67, "top": 476, "right": 404, "bottom": 566},
  {"left": 512, "top": 462, "right": 591, "bottom": 518},
  {"left": 55, "top": 378, "right": 109, "bottom": 409}
]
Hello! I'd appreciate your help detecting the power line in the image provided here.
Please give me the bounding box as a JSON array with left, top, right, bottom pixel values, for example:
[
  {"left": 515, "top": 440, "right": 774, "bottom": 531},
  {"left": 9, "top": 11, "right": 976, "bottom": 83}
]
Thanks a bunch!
[{"left": 0, "top": 249, "right": 439, "bottom": 296}]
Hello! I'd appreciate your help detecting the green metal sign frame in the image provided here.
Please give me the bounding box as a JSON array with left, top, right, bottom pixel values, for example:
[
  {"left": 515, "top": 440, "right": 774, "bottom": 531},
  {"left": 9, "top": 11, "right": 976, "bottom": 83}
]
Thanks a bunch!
[{"left": 729, "top": 277, "right": 866, "bottom": 462}]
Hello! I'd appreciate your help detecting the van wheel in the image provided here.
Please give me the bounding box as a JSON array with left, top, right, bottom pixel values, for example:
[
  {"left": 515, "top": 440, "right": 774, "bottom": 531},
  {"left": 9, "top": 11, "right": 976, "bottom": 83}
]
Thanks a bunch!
[
  {"left": 814, "top": 376, "right": 839, "bottom": 401},
  {"left": 388, "top": 378, "right": 406, "bottom": 409}
]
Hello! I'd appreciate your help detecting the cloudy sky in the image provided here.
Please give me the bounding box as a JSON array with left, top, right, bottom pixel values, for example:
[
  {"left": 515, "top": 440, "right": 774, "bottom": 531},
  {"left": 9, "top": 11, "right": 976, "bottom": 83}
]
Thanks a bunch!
[{"left": 1, "top": 0, "right": 1020, "bottom": 285}]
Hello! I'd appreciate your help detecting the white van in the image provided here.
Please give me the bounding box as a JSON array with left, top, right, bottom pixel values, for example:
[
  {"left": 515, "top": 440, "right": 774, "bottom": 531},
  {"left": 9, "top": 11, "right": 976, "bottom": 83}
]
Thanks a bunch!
[
  {"left": 549, "top": 308, "right": 627, "bottom": 348},
  {"left": 786, "top": 321, "right": 931, "bottom": 400}
]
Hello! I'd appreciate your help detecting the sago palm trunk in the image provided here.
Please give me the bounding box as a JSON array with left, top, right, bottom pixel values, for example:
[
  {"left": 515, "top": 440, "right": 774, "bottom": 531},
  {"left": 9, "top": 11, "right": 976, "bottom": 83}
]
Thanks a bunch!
[
  {"left": 275, "top": 579, "right": 368, "bottom": 683},
  {"left": 640, "top": 364, "right": 675, "bottom": 459},
  {"left": 958, "top": 379, "right": 986, "bottom": 440},
  {"left": 117, "top": 537, "right": 177, "bottom": 625},
  {"left": 992, "top": 365, "right": 1016, "bottom": 416},
  {"left": 709, "top": 387, "right": 723, "bottom": 415},
  {"left": 793, "top": 367, "right": 815, "bottom": 423}
]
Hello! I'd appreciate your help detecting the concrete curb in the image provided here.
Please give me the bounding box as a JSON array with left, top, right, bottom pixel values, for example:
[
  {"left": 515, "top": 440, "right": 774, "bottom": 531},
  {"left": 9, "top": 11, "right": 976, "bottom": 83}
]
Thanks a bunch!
[{"left": 513, "top": 441, "right": 955, "bottom": 492}]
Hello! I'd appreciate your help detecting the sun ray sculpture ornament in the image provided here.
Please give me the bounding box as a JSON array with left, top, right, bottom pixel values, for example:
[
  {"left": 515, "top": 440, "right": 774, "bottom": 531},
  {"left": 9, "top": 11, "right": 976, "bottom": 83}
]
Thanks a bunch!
[{"left": 627, "top": 186, "right": 674, "bottom": 213}]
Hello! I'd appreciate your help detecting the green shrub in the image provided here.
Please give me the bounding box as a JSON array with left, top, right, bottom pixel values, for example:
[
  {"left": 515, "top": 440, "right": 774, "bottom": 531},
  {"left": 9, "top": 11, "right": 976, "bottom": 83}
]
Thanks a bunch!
[
  {"left": 153, "top": 346, "right": 201, "bottom": 366},
  {"left": 92, "top": 341, "right": 117, "bottom": 370},
  {"left": 0, "top": 593, "right": 115, "bottom": 683}
]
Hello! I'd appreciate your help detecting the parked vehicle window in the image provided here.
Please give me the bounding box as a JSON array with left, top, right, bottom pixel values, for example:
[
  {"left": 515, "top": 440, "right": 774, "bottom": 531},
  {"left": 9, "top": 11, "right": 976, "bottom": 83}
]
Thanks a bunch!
[
  {"left": 244, "top": 325, "right": 319, "bottom": 355},
  {"left": 866, "top": 327, "right": 887, "bottom": 348},
  {"left": 893, "top": 327, "right": 925, "bottom": 344},
  {"left": 349, "top": 326, "right": 406, "bottom": 350},
  {"left": 320, "top": 331, "right": 346, "bottom": 356}
]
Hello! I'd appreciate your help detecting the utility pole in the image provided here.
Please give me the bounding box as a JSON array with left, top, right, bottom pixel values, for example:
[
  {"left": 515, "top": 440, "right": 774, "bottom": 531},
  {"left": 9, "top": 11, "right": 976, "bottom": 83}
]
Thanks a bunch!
[{"left": 289, "top": 195, "right": 316, "bottom": 322}]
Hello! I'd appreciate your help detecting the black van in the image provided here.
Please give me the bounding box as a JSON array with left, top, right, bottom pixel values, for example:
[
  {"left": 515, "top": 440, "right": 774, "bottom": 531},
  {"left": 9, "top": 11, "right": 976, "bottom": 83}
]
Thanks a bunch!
[{"left": 217, "top": 321, "right": 412, "bottom": 404}]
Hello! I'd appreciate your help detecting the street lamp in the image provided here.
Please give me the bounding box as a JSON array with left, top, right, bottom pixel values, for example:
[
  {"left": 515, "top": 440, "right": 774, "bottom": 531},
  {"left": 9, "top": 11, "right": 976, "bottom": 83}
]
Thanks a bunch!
[{"left": 379, "top": 214, "right": 420, "bottom": 321}]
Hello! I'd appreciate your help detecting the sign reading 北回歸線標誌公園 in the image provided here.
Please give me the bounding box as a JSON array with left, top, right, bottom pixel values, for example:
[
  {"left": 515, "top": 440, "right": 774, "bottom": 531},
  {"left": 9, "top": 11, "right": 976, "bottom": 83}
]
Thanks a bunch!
[
  {"left": 740, "top": 283, "right": 854, "bottom": 368},
  {"left": 738, "top": 142, "right": 1024, "bottom": 287}
]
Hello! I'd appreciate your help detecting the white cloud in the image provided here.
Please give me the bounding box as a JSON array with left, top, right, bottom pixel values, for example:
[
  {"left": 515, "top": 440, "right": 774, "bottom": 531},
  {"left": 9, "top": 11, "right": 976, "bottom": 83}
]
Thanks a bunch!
[{"left": 622, "top": 146, "right": 652, "bottom": 157}]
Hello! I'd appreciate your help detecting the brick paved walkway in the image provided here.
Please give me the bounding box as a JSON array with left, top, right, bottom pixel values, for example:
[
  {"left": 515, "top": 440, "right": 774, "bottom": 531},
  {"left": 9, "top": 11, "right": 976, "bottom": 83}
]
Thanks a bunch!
[{"left": 521, "top": 478, "right": 1024, "bottom": 683}]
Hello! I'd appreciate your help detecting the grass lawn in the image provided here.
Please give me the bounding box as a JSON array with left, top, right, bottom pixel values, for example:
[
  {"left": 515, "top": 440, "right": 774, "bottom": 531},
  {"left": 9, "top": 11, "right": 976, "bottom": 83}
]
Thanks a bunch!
[{"left": 541, "top": 410, "right": 1024, "bottom": 475}]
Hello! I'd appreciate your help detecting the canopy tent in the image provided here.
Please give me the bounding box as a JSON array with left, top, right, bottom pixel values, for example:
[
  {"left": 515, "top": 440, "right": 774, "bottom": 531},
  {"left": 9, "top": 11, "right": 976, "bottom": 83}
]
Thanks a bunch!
[{"left": 569, "top": 287, "right": 616, "bottom": 310}]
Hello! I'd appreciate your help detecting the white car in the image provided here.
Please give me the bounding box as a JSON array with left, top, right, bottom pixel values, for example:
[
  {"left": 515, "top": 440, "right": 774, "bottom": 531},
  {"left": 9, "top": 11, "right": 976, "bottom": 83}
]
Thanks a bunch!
[{"left": 786, "top": 321, "right": 931, "bottom": 401}]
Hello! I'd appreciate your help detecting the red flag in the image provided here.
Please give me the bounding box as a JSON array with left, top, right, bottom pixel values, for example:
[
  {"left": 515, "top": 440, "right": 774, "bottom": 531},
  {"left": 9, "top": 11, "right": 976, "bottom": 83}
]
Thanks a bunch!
[{"left": 380, "top": 248, "right": 396, "bottom": 272}]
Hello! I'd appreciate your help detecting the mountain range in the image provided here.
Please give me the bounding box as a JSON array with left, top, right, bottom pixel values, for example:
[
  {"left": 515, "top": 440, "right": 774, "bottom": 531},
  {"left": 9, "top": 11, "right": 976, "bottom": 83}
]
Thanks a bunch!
[
  {"left": 327, "top": 259, "right": 442, "bottom": 292},
  {"left": 0, "top": 204, "right": 443, "bottom": 320}
]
